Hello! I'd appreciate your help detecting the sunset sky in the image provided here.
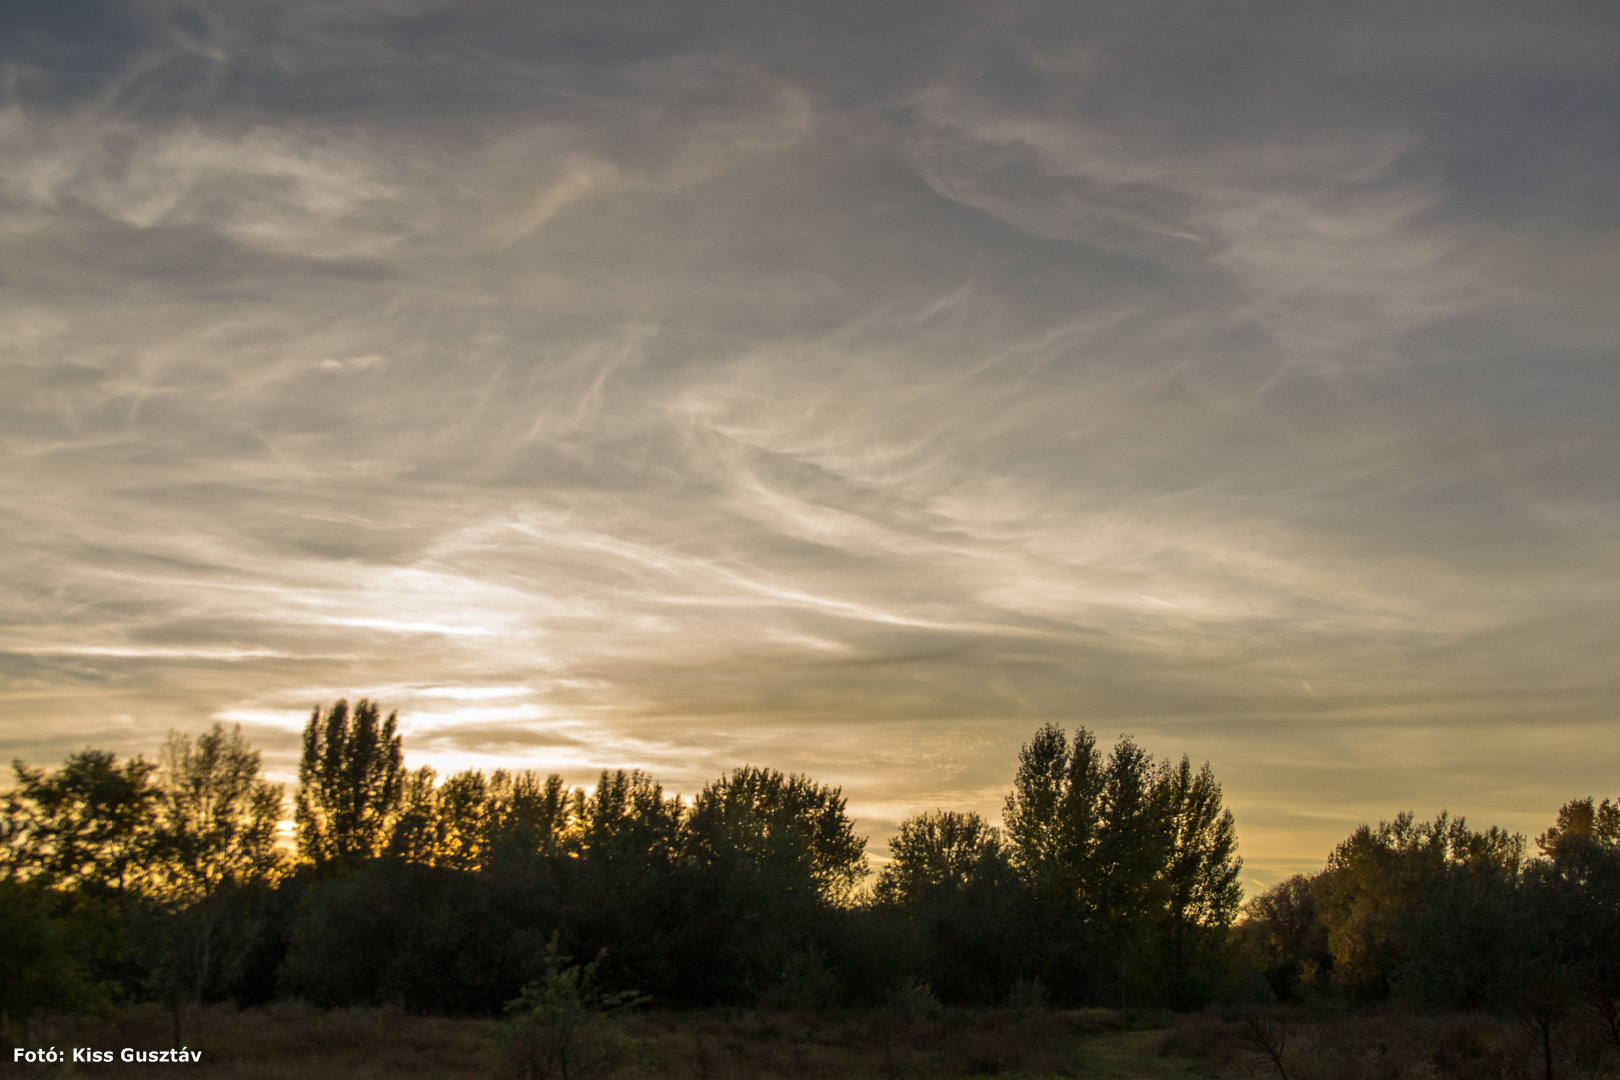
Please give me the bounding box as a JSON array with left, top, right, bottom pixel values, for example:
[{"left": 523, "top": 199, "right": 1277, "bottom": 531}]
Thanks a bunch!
[{"left": 4, "top": 1, "right": 1619, "bottom": 891}]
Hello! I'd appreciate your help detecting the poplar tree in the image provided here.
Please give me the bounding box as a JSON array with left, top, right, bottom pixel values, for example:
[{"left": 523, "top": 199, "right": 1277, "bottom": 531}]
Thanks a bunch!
[{"left": 295, "top": 699, "right": 403, "bottom": 867}]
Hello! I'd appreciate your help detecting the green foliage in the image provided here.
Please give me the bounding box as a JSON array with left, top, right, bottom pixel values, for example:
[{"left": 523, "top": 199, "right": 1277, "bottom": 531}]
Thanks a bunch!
[
  {"left": 756, "top": 945, "right": 840, "bottom": 1011},
  {"left": 31, "top": 706, "right": 1620, "bottom": 1028},
  {"left": 502, "top": 934, "right": 641, "bottom": 1080},
  {"left": 1239, "top": 875, "right": 1333, "bottom": 1001},
  {"left": 889, "top": 975, "right": 943, "bottom": 1023},
  {"left": 1315, "top": 811, "right": 1525, "bottom": 1002},
  {"left": 296, "top": 699, "right": 404, "bottom": 867},
  {"left": 0, "top": 877, "right": 120, "bottom": 1021},
  {"left": 2, "top": 730, "right": 292, "bottom": 1024}
]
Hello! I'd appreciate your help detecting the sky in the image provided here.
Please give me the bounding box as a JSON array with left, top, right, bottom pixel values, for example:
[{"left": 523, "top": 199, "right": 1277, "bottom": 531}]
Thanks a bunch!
[{"left": 3, "top": 1, "right": 1619, "bottom": 891}]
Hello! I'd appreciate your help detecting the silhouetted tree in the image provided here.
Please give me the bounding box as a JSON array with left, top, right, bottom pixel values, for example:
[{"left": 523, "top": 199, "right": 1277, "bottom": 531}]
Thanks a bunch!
[
  {"left": 4, "top": 751, "right": 160, "bottom": 893},
  {"left": 1161, "top": 755, "right": 1243, "bottom": 997},
  {"left": 999, "top": 725, "right": 1243, "bottom": 1005},
  {"left": 295, "top": 699, "right": 403, "bottom": 867},
  {"left": 671, "top": 766, "right": 866, "bottom": 1002},
  {"left": 155, "top": 724, "right": 283, "bottom": 897},
  {"left": 1002, "top": 724, "right": 1102, "bottom": 910},
  {"left": 1532, "top": 796, "right": 1620, "bottom": 1045},
  {"left": 489, "top": 770, "right": 576, "bottom": 860},
  {"left": 386, "top": 766, "right": 445, "bottom": 864},
  {"left": 579, "top": 769, "right": 683, "bottom": 868},
  {"left": 1093, "top": 736, "right": 1172, "bottom": 932},
  {"left": 875, "top": 811, "right": 1010, "bottom": 907},
  {"left": 873, "top": 810, "right": 1027, "bottom": 1004},
  {"left": 147, "top": 724, "right": 285, "bottom": 1035},
  {"left": 434, "top": 769, "right": 494, "bottom": 872},
  {"left": 683, "top": 766, "right": 867, "bottom": 904}
]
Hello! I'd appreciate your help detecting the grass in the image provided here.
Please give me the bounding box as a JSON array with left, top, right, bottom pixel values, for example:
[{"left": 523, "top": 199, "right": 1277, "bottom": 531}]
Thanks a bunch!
[{"left": 6, "top": 1002, "right": 1620, "bottom": 1079}]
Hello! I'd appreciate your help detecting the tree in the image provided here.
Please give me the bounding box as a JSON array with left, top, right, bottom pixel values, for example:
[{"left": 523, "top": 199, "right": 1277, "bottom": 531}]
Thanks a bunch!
[
  {"left": 1161, "top": 756, "right": 1243, "bottom": 983},
  {"left": 1533, "top": 796, "right": 1620, "bottom": 1044},
  {"left": 385, "top": 768, "right": 579, "bottom": 868},
  {"left": 578, "top": 770, "right": 683, "bottom": 868},
  {"left": 295, "top": 699, "right": 404, "bottom": 867},
  {"left": 146, "top": 724, "right": 285, "bottom": 1033},
  {"left": 489, "top": 770, "right": 576, "bottom": 860},
  {"left": 386, "top": 766, "right": 445, "bottom": 865},
  {"left": 674, "top": 767, "right": 866, "bottom": 1002},
  {"left": 155, "top": 724, "right": 283, "bottom": 898},
  {"left": 2, "top": 751, "right": 161, "bottom": 1028},
  {"left": 4, "top": 751, "right": 160, "bottom": 893},
  {"left": 1240, "top": 875, "right": 1332, "bottom": 1000},
  {"left": 434, "top": 769, "right": 494, "bottom": 872},
  {"left": 874, "top": 810, "right": 1010, "bottom": 907},
  {"left": 999, "top": 724, "right": 1244, "bottom": 1005},
  {"left": 1002, "top": 724, "right": 1102, "bottom": 908},
  {"left": 872, "top": 810, "right": 1026, "bottom": 1006},
  {"left": 684, "top": 766, "right": 867, "bottom": 904},
  {"left": 0, "top": 876, "right": 121, "bottom": 1033},
  {"left": 1091, "top": 736, "right": 1171, "bottom": 930},
  {"left": 1538, "top": 797, "right": 1620, "bottom": 868},
  {"left": 502, "top": 934, "right": 641, "bottom": 1080},
  {"left": 1315, "top": 811, "right": 1525, "bottom": 1002}
]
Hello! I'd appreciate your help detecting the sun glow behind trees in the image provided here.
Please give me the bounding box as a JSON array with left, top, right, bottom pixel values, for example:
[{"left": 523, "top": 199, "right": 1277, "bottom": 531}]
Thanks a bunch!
[{"left": 6, "top": 703, "right": 1620, "bottom": 1028}]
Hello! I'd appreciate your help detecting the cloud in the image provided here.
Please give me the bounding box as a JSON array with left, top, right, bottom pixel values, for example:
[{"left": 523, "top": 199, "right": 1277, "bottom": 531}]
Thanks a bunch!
[{"left": 3, "top": 1, "right": 1619, "bottom": 885}]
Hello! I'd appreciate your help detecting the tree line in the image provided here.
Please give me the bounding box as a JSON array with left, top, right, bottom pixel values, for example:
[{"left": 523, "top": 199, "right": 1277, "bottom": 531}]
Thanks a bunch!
[
  {"left": 2, "top": 706, "right": 1245, "bottom": 1026},
  {"left": 1241, "top": 799, "right": 1620, "bottom": 1025},
  {"left": 5, "top": 702, "right": 1616, "bottom": 1035}
]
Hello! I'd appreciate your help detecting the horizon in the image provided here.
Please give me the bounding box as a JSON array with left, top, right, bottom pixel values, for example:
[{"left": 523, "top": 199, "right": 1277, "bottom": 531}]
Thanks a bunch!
[{"left": 4, "top": 1, "right": 1619, "bottom": 897}]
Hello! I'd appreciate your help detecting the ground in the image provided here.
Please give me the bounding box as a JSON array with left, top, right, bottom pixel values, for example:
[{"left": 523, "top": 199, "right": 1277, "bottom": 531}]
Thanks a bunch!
[{"left": 4, "top": 1000, "right": 1614, "bottom": 1079}]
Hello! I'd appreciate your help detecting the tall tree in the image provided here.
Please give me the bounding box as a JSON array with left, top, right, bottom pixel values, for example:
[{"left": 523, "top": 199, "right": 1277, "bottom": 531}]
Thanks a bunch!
[
  {"left": 1001, "top": 724, "right": 1244, "bottom": 1005},
  {"left": 1091, "top": 737, "right": 1171, "bottom": 929},
  {"left": 1162, "top": 757, "right": 1242, "bottom": 931},
  {"left": 488, "top": 770, "right": 575, "bottom": 858},
  {"left": 155, "top": 724, "right": 283, "bottom": 898},
  {"left": 295, "top": 699, "right": 403, "bottom": 867},
  {"left": 1002, "top": 724, "right": 1102, "bottom": 908},
  {"left": 1160, "top": 755, "right": 1243, "bottom": 989}
]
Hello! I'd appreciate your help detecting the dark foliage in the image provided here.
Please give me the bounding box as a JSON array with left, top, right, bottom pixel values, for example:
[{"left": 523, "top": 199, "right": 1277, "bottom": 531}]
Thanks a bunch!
[{"left": 7, "top": 705, "right": 1620, "bottom": 1034}]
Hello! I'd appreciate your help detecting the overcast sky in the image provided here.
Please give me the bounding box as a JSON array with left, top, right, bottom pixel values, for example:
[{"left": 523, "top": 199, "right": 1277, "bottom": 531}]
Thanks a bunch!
[{"left": 4, "top": 1, "right": 1619, "bottom": 889}]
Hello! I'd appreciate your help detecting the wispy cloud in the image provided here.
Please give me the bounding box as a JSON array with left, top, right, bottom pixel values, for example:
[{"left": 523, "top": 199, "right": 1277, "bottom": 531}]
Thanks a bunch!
[{"left": 3, "top": 1, "right": 1619, "bottom": 885}]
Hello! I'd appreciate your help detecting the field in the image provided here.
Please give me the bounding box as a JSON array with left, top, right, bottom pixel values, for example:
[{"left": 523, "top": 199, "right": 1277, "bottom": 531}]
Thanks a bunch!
[{"left": 5, "top": 1001, "right": 1616, "bottom": 1079}]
